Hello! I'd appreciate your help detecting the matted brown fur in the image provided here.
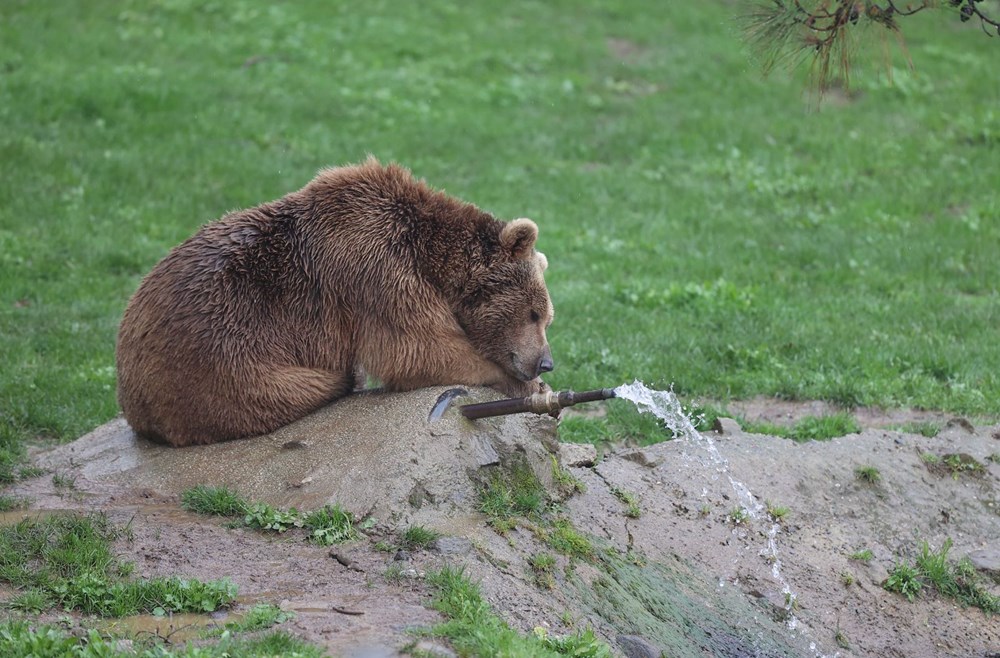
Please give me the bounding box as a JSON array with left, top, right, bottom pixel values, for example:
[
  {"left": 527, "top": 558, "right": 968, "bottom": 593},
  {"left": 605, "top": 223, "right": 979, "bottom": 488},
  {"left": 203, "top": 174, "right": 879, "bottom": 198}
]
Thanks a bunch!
[{"left": 116, "top": 158, "right": 554, "bottom": 447}]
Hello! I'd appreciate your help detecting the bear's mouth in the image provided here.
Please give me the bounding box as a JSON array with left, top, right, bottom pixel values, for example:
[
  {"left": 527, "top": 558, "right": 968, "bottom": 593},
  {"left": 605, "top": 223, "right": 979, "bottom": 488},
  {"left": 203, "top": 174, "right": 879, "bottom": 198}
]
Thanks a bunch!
[{"left": 507, "top": 353, "right": 537, "bottom": 382}]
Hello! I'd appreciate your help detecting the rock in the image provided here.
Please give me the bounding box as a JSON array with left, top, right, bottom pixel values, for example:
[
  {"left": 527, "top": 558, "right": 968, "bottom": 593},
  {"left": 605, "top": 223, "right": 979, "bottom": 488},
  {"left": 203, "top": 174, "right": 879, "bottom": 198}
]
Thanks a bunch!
[
  {"left": 410, "top": 640, "right": 457, "bottom": 657},
  {"left": 617, "top": 634, "right": 661, "bottom": 658},
  {"left": 430, "top": 536, "right": 473, "bottom": 556},
  {"left": 966, "top": 546, "right": 1000, "bottom": 581},
  {"left": 559, "top": 442, "right": 597, "bottom": 467},
  {"left": 393, "top": 549, "right": 411, "bottom": 562},
  {"left": 621, "top": 449, "right": 662, "bottom": 468},
  {"left": 712, "top": 417, "right": 742, "bottom": 436},
  {"left": 946, "top": 417, "right": 975, "bottom": 433}
]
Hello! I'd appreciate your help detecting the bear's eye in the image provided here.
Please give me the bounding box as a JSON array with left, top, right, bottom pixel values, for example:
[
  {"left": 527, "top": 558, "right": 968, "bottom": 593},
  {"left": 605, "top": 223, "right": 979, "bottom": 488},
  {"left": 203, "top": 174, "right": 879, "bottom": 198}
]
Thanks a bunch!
[{"left": 530, "top": 310, "right": 541, "bottom": 323}]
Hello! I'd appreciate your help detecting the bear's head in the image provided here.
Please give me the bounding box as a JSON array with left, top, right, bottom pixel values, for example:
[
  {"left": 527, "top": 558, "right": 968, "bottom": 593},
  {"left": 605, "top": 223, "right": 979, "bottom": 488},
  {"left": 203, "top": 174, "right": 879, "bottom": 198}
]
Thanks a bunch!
[{"left": 458, "top": 218, "right": 554, "bottom": 384}]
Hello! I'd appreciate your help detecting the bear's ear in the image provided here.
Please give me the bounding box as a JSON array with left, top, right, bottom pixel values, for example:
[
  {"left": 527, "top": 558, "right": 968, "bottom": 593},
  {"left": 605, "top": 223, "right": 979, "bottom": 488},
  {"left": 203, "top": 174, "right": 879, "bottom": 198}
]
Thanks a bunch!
[
  {"left": 500, "top": 218, "right": 538, "bottom": 260},
  {"left": 535, "top": 251, "right": 548, "bottom": 272}
]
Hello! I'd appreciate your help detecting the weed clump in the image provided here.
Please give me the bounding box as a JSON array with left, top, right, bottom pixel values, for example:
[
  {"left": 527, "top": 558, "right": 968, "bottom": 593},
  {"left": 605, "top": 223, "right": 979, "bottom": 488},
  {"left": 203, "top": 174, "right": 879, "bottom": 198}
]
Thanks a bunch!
[
  {"left": 883, "top": 538, "right": 1000, "bottom": 613},
  {"left": 854, "top": 465, "right": 881, "bottom": 485},
  {"left": 424, "top": 565, "right": 611, "bottom": 657},
  {"left": 400, "top": 524, "right": 441, "bottom": 550},
  {"left": 181, "top": 485, "right": 249, "bottom": 517},
  {"left": 477, "top": 461, "right": 545, "bottom": 531},
  {"left": 743, "top": 413, "right": 860, "bottom": 442},
  {"left": 181, "top": 485, "right": 359, "bottom": 546},
  {"left": 610, "top": 487, "right": 641, "bottom": 518}
]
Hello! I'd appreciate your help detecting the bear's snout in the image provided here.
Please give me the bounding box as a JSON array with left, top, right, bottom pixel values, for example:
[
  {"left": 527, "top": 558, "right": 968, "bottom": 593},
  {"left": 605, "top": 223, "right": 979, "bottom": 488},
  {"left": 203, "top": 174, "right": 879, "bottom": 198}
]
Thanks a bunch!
[{"left": 536, "top": 349, "right": 554, "bottom": 376}]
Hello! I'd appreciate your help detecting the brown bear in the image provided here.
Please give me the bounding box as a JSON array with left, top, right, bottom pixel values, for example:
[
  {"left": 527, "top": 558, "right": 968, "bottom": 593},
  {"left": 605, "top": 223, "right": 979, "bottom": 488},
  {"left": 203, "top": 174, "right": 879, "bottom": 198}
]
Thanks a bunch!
[{"left": 116, "top": 158, "right": 554, "bottom": 447}]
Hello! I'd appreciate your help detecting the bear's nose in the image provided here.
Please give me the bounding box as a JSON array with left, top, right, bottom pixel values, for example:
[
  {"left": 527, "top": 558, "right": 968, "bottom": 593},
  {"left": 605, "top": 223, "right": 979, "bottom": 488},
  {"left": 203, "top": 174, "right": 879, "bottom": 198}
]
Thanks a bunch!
[{"left": 537, "top": 355, "right": 554, "bottom": 374}]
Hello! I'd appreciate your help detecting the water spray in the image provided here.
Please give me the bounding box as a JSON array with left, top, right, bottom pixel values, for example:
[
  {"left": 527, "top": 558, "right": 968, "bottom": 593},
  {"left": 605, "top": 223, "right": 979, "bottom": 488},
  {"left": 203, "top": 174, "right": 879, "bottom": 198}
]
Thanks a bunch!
[{"left": 458, "top": 387, "right": 617, "bottom": 420}]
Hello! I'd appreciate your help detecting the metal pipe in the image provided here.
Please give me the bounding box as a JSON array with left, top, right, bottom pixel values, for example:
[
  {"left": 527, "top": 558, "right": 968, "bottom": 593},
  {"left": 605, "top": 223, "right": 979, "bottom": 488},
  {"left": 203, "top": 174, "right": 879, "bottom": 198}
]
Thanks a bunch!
[{"left": 459, "top": 388, "right": 617, "bottom": 420}]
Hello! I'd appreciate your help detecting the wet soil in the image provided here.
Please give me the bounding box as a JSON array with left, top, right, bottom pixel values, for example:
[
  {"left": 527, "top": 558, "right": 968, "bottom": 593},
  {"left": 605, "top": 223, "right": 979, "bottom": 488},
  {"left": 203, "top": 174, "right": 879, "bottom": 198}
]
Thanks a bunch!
[{"left": 5, "top": 393, "right": 1000, "bottom": 658}]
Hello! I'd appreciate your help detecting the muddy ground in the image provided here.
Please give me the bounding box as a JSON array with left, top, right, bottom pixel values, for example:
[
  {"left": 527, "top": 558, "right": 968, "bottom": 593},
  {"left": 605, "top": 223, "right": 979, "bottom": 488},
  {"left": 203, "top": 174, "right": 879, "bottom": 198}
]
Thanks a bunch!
[{"left": 4, "top": 390, "right": 1000, "bottom": 658}]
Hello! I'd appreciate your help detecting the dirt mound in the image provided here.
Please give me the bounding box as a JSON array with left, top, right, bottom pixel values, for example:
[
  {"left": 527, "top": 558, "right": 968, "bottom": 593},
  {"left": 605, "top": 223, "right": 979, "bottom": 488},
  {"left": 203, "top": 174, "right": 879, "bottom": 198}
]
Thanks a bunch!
[{"left": 7, "top": 389, "right": 1000, "bottom": 657}]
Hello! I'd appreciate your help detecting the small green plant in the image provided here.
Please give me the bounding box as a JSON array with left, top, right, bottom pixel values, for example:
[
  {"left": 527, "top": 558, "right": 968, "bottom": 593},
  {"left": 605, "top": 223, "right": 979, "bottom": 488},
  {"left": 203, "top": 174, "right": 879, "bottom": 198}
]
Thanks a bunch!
[
  {"left": 897, "top": 422, "right": 941, "bottom": 438},
  {"left": 243, "top": 502, "right": 302, "bottom": 533},
  {"left": 728, "top": 506, "right": 749, "bottom": 525},
  {"left": 987, "top": 453, "right": 1000, "bottom": 464},
  {"left": 399, "top": 524, "right": 441, "bottom": 550},
  {"left": 610, "top": 487, "right": 641, "bottom": 519},
  {"left": 535, "top": 626, "right": 614, "bottom": 657},
  {"left": 849, "top": 548, "right": 874, "bottom": 562},
  {"left": 478, "top": 461, "right": 546, "bottom": 531},
  {"left": 699, "top": 503, "right": 711, "bottom": 517},
  {"left": 384, "top": 563, "right": 406, "bottom": 585},
  {"left": 529, "top": 552, "right": 557, "bottom": 589},
  {"left": 0, "top": 494, "right": 29, "bottom": 512},
  {"left": 551, "top": 456, "right": 586, "bottom": 494},
  {"left": 920, "top": 452, "right": 940, "bottom": 464},
  {"left": 181, "top": 485, "right": 249, "bottom": 517},
  {"left": 303, "top": 505, "right": 359, "bottom": 545},
  {"left": 854, "top": 465, "right": 881, "bottom": 485},
  {"left": 9, "top": 588, "right": 52, "bottom": 613},
  {"left": 51, "top": 473, "right": 76, "bottom": 489},
  {"left": 182, "top": 486, "right": 361, "bottom": 546},
  {"left": 373, "top": 540, "right": 396, "bottom": 552},
  {"left": 546, "top": 518, "right": 594, "bottom": 560},
  {"left": 884, "top": 562, "right": 923, "bottom": 601},
  {"left": 840, "top": 571, "right": 854, "bottom": 587},
  {"left": 424, "top": 565, "right": 613, "bottom": 657},
  {"left": 914, "top": 539, "right": 1000, "bottom": 613},
  {"left": 219, "top": 603, "right": 293, "bottom": 634},
  {"left": 743, "top": 413, "right": 860, "bottom": 442},
  {"left": 835, "top": 628, "right": 850, "bottom": 650},
  {"left": 766, "top": 501, "right": 789, "bottom": 521},
  {"left": 942, "top": 453, "right": 985, "bottom": 480}
]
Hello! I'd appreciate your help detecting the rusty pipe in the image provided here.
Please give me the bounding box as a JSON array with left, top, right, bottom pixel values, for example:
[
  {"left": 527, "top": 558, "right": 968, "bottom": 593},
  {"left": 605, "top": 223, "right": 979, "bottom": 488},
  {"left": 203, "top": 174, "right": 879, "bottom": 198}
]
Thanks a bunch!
[{"left": 459, "top": 388, "right": 616, "bottom": 420}]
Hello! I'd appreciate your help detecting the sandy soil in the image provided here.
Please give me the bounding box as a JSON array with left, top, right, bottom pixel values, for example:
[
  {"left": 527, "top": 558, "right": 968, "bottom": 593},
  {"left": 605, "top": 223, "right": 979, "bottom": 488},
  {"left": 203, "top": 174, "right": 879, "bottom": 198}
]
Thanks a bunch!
[{"left": 5, "top": 399, "right": 1000, "bottom": 658}]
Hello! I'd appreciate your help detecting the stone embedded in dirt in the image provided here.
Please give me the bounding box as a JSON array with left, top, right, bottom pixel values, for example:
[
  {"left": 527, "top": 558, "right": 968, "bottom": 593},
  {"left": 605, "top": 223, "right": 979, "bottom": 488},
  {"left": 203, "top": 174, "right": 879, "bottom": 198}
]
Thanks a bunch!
[
  {"left": 712, "top": 417, "right": 742, "bottom": 436},
  {"left": 966, "top": 546, "right": 1000, "bottom": 581},
  {"left": 559, "top": 441, "right": 597, "bottom": 467},
  {"left": 620, "top": 448, "right": 662, "bottom": 468},
  {"left": 410, "top": 640, "right": 457, "bottom": 658},
  {"left": 430, "top": 536, "right": 473, "bottom": 556},
  {"left": 946, "top": 417, "right": 976, "bottom": 433},
  {"left": 616, "top": 634, "right": 662, "bottom": 658}
]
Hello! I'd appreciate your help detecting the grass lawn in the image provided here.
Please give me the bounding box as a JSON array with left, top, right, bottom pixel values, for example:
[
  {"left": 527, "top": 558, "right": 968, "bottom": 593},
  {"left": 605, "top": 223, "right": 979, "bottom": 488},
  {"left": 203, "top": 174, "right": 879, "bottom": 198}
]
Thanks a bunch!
[{"left": 1, "top": 1, "right": 997, "bottom": 457}]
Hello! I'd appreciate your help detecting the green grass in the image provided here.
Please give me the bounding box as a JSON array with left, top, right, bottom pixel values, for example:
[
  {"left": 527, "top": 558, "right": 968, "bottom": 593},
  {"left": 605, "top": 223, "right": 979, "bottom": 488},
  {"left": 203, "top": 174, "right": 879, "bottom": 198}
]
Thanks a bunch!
[
  {"left": 181, "top": 485, "right": 359, "bottom": 546},
  {"left": 610, "top": 487, "right": 642, "bottom": 519},
  {"left": 0, "top": 620, "right": 324, "bottom": 658},
  {"left": 422, "top": 565, "right": 611, "bottom": 657},
  {"left": 0, "top": 494, "right": 29, "bottom": 512},
  {"left": 896, "top": 421, "right": 942, "bottom": 438},
  {"left": 884, "top": 538, "right": 1000, "bottom": 613},
  {"left": 400, "top": 525, "right": 442, "bottom": 551},
  {"left": 765, "top": 502, "right": 789, "bottom": 521},
  {"left": 854, "top": 465, "right": 882, "bottom": 485},
  {"left": 0, "top": 513, "right": 236, "bottom": 617},
  {"left": 743, "top": 412, "right": 861, "bottom": 442},
  {"left": 180, "top": 485, "right": 249, "bottom": 517},
  {"left": 477, "top": 462, "right": 546, "bottom": 531},
  {"left": 849, "top": 548, "right": 874, "bottom": 563},
  {"left": 0, "top": 2, "right": 997, "bottom": 463}
]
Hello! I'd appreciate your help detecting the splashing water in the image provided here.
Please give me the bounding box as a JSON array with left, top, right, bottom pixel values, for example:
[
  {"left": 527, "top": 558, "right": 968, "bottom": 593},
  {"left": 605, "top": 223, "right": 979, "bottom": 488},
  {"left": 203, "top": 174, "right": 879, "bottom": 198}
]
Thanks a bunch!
[{"left": 613, "top": 381, "right": 799, "bottom": 623}]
